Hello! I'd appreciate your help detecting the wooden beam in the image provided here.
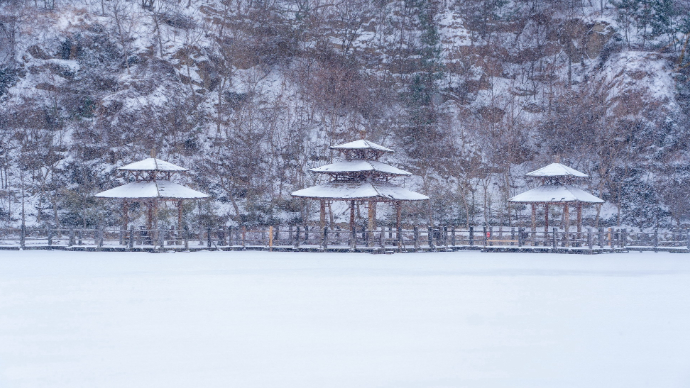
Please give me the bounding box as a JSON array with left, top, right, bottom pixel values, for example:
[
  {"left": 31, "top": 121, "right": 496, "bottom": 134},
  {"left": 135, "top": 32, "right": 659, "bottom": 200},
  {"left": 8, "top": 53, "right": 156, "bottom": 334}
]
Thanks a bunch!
[
  {"left": 146, "top": 200, "right": 153, "bottom": 231},
  {"left": 564, "top": 202, "right": 570, "bottom": 246},
  {"left": 177, "top": 200, "right": 183, "bottom": 231},
  {"left": 122, "top": 200, "right": 129, "bottom": 231},
  {"left": 368, "top": 201, "right": 376, "bottom": 231},
  {"left": 531, "top": 203, "right": 536, "bottom": 233},
  {"left": 320, "top": 200, "right": 326, "bottom": 230}
]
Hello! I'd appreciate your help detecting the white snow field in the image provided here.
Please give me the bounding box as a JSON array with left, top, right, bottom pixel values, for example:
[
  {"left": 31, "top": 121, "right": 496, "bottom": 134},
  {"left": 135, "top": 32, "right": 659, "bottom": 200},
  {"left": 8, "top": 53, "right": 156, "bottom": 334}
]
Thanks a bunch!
[{"left": 1, "top": 250, "right": 689, "bottom": 388}]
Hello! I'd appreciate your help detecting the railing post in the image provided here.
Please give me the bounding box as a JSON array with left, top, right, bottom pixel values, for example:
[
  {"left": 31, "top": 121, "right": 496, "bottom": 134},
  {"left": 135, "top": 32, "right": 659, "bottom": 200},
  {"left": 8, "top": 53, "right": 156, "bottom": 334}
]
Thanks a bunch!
[
  {"left": 184, "top": 225, "right": 189, "bottom": 250},
  {"left": 469, "top": 226, "right": 474, "bottom": 246},
  {"left": 653, "top": 229, "right": 658, "bottom": 252},
  {"left": 518, "top": 227, "right": 523, "bottom": 247},
  {"left": 552, "top": 228, "right": 557, "bottom": 250},
  {"left": 427, "top": 226, "right": 433, "bottom": 250},
  {"left": 598, "top": 227, "right": 604, "bottom": 248},
  {"left": 294, "top": 226, "right": 300, "bottom": 248},
  {"left": 451, "top": 226, "right": 456, "bottom": 247},
  {"left": 350, "top": 227, "right": 356, "bottom": 250},
  {"left": 98, "top": 226, "right": 104, "bottom": 250},
  {"left": 127, "top": 225, "right": 134, "bottom": 251},
  {"left": 77, "top": 229, "right": 82, "bottom": 245},
  {"left": 119, "top": 226, "right": 124, "bottom": 245},
  {"left": 158, "top": 226, "right": 164, "bottom": 249},
  {"left": 482, "top": 226, "right": 487, "bottom": 247},
  {"left": 397, "top": 225, "right": 403, "bottom": 252},
  {"left": 269, "top": 226, "right": 274, "bottom": 251},
  {"left": 511, "top": 227, "right": 515, "bottom": 246},
  {"left": 413, "top": 226, "right": 419, "bottom": 250},
  {"left": 20, "top": 224, "right": 26, "bottom": 249},
  {"left": 207, "top": 227, "right": 212, "bottom": 248},
  {"left": 609, "top": 227, "right": 614, "bottom": 250},
  {"left": 379, "top": 226, "right": 385, "bottom": 249},
  {"left": 587, "top": 228, "right": 593, "bottom": 250},
  {"left": 69, "top": 228, "right": 75, "bottom": 247},
  {"left": 228, "top": 226, "right": 233, "bottom": 246},
  {"left": 621, "top": 228, "right": 627, "bottom": 248},
  {"left": 322, "top": 227, "right": 328, "bottom": 250},
  {"left": 48, "top": 227, "right": 53, "bottom": 246}
]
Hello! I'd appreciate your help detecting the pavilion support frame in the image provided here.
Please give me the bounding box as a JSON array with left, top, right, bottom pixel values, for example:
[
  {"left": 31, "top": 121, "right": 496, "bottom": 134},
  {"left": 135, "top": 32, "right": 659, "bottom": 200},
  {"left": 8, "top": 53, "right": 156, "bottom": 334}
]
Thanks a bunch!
[
  {"left": 301, "top": 198, "right": 410, "bottom": 246},
  {"left": 122, "top": 200, "right": 129, "bottom": 231},
  {"left": 519, "top": 201, "right": 599, "bottom": 244}
]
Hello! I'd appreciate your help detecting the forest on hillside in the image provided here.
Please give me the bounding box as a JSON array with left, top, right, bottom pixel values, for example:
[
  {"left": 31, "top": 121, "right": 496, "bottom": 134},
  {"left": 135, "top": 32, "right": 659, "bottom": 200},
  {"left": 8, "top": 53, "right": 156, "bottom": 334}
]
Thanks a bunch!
[{"left": 1, "top": 0, "right": 690, "bottom": 230}]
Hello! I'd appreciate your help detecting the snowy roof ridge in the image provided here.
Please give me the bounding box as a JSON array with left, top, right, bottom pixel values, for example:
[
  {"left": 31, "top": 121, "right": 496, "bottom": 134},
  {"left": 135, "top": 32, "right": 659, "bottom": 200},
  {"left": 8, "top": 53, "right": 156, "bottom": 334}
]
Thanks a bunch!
[
  {"left": 291, "top": 181, "right": 428, "bottom": 201},
  {"left": 508, "top": 185, "right": 603, "bottom": 204},
  {"left": 525, "top": 163, "right": 588, "bottom": 178},
  {"left": 330, "top": 139, "right": 394, "bottom": 153},
  {"left": 311, "top": 160, "right": 411, "bottom": 176},
  {"left": 118, "top": 158, "right": 188, "bottom": 172},
  {"left": 95, "top": 180, "right": 209, "bottom": 199}
]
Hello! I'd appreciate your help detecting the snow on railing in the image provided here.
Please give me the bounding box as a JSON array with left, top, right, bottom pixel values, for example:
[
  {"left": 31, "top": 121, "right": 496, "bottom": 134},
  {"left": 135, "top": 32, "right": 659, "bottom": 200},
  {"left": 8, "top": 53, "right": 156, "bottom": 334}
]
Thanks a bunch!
[{"left": 1, "top": 225, "right": 688, "bottom": 253}]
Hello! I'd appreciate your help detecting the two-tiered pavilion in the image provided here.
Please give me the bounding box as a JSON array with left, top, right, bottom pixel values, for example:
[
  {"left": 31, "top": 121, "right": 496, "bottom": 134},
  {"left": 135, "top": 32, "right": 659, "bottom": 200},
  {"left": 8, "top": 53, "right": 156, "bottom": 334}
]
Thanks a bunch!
[
  {"left": 509, "top": 162, "right": 604, "bottom": 237},
  {"left": 291, "top": 139, "right": 428, "bottom": 232},
  {"left": 95, "top": 157, "right": 209, "bottom": 231}
]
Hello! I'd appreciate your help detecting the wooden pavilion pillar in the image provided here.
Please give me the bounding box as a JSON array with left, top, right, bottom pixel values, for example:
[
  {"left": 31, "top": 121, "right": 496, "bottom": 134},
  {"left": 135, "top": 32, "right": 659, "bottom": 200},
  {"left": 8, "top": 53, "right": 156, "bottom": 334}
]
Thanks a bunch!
[
  {"left": 368, "top": 201, "right": 376, "bottom": 230},
  {"left": 576, "top": 202, "right": 583, "bottom": 236},
  {"left": 146, "top": 200, "right": 154, "bottom": 231},
  {"left": 349, "top": 200, "right": 356, "bottom": 230},
  {"left": 395, "top": 201, "right": 402, "bottom": 230},
  {"left": 319, "top": 200, "right": 326, "bottom": 230},
  {"left": 177, "top": 200, "right": 183, "bottom": 231},
  {"left": 531, "top": 203, "right": 536, "bottom": 233},
  {"left": 563, "top": 202, "right": 570, "bottom": 246},
  {"left": 122, "top": 200, "right": 129, "bottom": 231},
  {"left": 368, "top": 200, "right": 376, "bottom": 247},
  {"left": 544, "top": 203, "right": 549, "bottom": 237}
]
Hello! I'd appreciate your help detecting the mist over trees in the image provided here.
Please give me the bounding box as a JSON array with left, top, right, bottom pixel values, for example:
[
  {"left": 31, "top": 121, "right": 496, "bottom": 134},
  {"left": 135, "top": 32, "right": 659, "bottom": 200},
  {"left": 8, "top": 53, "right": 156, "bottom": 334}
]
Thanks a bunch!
[{"left": 1, "top": 0, "right": 690, "bottom": 230}]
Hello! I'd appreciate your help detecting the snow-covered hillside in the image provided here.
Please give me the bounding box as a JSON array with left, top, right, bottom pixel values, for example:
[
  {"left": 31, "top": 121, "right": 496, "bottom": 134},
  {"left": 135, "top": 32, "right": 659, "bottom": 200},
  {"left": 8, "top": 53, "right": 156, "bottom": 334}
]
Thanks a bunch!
[{"left": 1, "top": 0, "right": 689, "bottom": 229}]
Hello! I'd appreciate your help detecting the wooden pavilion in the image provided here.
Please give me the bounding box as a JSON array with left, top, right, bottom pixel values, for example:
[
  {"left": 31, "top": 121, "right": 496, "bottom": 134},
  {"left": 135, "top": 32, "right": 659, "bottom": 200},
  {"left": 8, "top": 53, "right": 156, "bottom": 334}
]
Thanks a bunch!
[
  {"left": 291, "top": 139, "right": 428, "bottom": 234},
  {"left": 509, "top": 162, "right": 604, "bottom": 240},
  {"left": 95, "top": 157, "right": 209, "bottom": 232}
]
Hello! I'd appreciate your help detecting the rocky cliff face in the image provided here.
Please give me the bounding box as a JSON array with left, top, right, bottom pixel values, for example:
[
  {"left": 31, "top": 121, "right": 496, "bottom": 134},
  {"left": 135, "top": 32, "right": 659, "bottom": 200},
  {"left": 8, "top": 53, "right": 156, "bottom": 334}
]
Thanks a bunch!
[{"left": 1, "top": 0, "right": 689, "bottom": 229}]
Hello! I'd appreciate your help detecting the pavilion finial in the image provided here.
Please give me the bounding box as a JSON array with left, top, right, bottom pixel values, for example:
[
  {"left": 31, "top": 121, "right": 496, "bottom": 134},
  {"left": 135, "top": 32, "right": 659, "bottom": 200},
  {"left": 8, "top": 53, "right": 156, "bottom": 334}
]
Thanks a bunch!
[
  {"left": 555, "top": 155, "right": 561, "bottom": 163},
  {"left": 358, "top": 129, "right": 366, "bottom": 140},
  {"left": 151, "top": 149, "right": 157, "bottom": 158}
]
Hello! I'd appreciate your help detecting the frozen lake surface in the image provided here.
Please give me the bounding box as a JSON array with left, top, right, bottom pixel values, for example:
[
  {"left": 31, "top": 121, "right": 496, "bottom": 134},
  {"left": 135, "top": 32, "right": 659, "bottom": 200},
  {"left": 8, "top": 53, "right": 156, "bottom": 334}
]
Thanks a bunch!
[{"left": 1, "top": 250, "right": 689, "bottom": 388}]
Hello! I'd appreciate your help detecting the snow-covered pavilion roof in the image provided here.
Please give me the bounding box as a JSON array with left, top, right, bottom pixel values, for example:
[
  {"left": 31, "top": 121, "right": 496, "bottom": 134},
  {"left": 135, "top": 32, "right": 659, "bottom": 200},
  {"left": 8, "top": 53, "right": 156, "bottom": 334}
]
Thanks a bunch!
[
  {"left": 118, "top": 158, "right": 188, "bottom": 172},
  {"left": 509, "top": 185, "right": 603, "bottom": 203},
  {"left": 291, "top": 181, "right": 428, "bottom": 201},
  {"left": 526, "top": 163, "right": 588, "bottom": 178},
  {"left": 95, "top": 180, "right": 209, "bottom": 199},
  {"left": 330, "top": 140, "right": 394, "bottom": 153},
  {"left": 311, "top": 160, "right": 411, "bottom": 176}
]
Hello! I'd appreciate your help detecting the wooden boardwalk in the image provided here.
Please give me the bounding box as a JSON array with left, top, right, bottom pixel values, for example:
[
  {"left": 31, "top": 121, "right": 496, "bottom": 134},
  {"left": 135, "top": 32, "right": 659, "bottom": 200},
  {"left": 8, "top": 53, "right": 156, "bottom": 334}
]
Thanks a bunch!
[{"left": 1, "top": 243, "right": 686, "bottom": 254}]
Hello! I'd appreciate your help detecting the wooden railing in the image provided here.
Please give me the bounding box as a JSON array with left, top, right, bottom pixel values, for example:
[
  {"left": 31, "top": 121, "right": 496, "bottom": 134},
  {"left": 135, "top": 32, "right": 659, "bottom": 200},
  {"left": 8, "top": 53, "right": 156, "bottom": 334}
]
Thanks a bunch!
[{"left": 1, "top": 225, "right": 688, "bottom": 253}]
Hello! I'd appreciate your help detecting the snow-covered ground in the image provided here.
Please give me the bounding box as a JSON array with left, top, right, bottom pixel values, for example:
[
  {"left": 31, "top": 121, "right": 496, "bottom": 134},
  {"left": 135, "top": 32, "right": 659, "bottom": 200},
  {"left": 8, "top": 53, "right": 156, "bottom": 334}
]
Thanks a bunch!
[{"left": 1, "top": 250, "right": 689, "bottom": 388}]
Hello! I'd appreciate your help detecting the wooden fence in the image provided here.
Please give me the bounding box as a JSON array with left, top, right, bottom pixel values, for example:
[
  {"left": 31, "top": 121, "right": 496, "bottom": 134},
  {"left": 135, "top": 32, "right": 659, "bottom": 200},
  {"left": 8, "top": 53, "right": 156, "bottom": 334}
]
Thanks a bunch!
[{"left": 1, "top": 225, "right": 688, "bottom": 253}]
